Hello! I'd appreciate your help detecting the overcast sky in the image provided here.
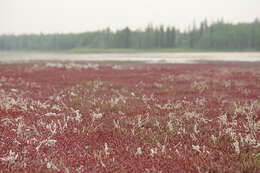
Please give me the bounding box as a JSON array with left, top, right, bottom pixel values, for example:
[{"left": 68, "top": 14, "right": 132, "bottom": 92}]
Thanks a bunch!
[{"left": 1, "top": 0, "right": 260, "bottom": 34}]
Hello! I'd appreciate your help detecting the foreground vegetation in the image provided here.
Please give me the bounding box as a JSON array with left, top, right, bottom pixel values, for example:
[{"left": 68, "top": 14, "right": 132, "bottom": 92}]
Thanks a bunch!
[
  {"left": 0, "top": 62, "right": 259, "bottom": 172},
  {"left": 1, "top": 19, "right": 260, "bottom": 52}
]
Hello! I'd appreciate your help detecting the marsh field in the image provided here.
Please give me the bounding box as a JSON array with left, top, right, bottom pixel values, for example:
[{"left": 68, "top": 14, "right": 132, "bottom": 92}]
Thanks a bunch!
[{"left": 0, "top": 52, "right": 259, "bottom": 172}]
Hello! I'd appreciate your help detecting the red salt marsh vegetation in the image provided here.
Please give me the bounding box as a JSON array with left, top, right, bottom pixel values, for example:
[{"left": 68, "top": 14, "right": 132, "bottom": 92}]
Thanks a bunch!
[{"left": 0, "top": 62, "right": 259, "bottom": 172}]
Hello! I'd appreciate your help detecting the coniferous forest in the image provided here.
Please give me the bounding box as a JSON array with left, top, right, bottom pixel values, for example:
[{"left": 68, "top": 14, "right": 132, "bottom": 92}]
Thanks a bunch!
[{"left": 0, "top": 19, "right": 260, "bottom": 52}]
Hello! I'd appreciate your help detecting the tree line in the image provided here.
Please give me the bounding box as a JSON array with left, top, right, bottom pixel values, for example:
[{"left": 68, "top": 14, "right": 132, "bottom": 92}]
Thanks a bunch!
[{"left": 0, "top": 19, "right": 260, "bottom": 51}]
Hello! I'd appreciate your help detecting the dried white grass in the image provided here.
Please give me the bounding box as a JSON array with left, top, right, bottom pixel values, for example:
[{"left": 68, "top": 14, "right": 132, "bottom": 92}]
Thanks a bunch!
[
  {"left": 0, "top": 150, "right": 18, "bottom": 164},
  {"left": 192, "top": 145, "right": 201, "bottom": 153},
  {"left": 135, "top": 147, "right": 142, "bottom": 155}
]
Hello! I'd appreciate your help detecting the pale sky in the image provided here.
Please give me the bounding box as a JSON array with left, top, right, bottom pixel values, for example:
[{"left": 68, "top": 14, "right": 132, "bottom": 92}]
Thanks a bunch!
[{"left": 1, "top": 0, "right": 260, "bottom": 34}]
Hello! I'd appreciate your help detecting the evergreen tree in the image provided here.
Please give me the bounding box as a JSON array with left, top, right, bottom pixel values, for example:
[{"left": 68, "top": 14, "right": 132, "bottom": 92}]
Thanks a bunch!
[{"left": 0, "top": 20, "right": 259, "bottom": 51}]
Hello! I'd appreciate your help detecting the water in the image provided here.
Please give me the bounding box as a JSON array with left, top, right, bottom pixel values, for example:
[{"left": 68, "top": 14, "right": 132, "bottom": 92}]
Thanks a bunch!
[{"left": 1, "top": 52, "right": 260, "bottom": 64}]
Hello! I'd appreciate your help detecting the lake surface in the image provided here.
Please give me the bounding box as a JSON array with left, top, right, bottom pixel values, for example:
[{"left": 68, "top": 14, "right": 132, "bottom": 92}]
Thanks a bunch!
[{"left": 1, "top": 52, "right": 260, "bottom": 64}]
